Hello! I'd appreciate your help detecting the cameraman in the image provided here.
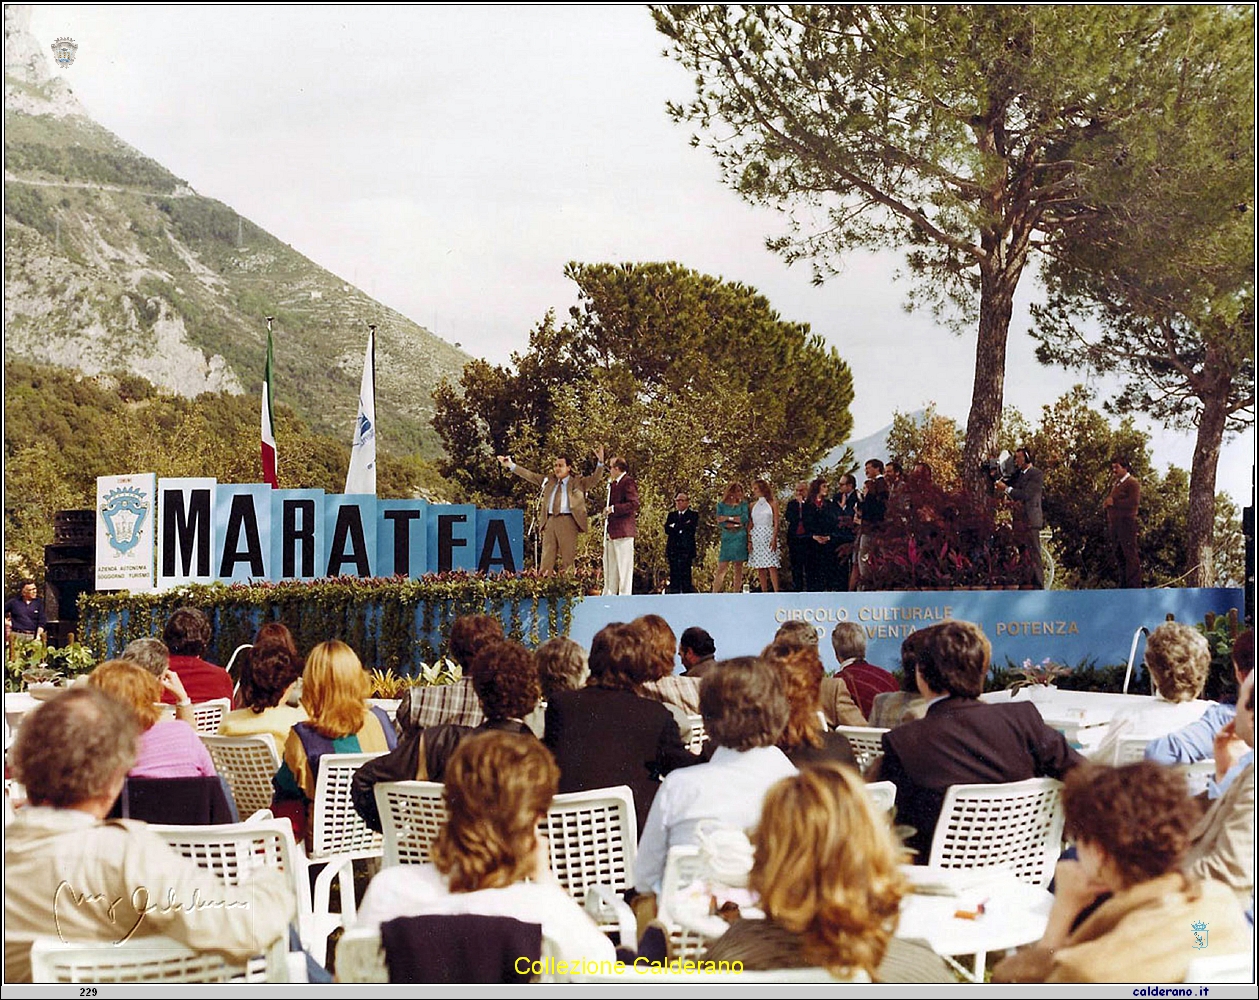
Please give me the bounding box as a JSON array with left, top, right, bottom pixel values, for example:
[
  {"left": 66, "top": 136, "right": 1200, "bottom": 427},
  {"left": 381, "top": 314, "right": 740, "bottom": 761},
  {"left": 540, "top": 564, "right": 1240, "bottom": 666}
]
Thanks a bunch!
[{"left": 995, "top": 447, "right": 1045, "bottom": 588}]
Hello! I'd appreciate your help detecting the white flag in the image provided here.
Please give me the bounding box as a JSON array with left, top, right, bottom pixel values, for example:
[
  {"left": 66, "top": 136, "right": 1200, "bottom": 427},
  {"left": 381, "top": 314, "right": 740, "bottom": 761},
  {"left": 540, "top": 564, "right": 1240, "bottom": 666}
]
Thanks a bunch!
[{"left": 344, "top": 327, "right": 377, "bottom": 495}]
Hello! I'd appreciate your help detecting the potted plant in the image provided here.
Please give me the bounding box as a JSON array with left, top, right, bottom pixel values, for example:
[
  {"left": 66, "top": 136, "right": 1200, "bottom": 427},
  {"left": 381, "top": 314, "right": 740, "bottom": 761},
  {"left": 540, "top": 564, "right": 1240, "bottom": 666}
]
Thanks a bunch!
[{"left": 1008, "top": 657, "right": 1074, "bottom": 697}]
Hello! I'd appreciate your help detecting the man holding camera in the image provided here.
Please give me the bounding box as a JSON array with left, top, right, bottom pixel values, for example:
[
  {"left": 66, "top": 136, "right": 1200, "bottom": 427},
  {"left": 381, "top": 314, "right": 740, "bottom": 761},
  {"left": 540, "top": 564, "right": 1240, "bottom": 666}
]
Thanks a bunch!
[{"left": 995, "top": 447, "right": 1045, "bottom": 589}]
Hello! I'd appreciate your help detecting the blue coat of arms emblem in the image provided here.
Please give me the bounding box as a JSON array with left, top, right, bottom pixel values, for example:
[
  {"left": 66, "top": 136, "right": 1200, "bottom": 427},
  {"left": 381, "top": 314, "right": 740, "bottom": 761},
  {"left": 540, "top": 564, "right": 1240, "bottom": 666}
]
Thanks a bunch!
[
  {"left": 100, "top": 487, "right": 150, "bottom": 554},
  {"left": 1191, "top": 920, "right": 1209, "bottom": 950}
]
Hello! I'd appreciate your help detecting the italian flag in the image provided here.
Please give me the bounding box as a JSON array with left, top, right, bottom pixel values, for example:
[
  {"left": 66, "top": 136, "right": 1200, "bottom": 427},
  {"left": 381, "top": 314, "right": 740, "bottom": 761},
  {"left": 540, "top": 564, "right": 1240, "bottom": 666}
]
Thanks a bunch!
[{"left": 261, "top": 325, "right": 278, "bottom": 487}]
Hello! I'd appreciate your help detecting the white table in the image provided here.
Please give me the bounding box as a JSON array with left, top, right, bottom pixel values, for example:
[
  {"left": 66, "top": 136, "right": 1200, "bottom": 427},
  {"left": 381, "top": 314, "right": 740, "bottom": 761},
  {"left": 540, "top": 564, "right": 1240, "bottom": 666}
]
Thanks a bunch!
[
  {"left": 981, "top": 687, "right": 1156, "bottom": 755},
  {"left": 898, "top": 866, "right": 1054, "bottom": 977},
  {"left": 4, "top": 691, "right": 39, "bottom": 736}
]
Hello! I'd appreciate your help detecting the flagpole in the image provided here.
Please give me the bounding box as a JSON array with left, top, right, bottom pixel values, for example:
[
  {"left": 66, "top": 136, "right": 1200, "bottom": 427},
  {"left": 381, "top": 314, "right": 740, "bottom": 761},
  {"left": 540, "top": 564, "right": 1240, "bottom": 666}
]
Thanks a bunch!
[{"left": 260, "top": 316, "right": 278, "bottom": 488}]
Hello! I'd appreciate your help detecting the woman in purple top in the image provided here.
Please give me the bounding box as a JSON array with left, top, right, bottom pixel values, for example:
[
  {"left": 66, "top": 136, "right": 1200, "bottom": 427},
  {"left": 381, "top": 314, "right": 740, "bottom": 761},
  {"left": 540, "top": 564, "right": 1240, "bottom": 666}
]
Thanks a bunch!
[{"left": 87, "top": 660, "right": 215, "bottom": 778}]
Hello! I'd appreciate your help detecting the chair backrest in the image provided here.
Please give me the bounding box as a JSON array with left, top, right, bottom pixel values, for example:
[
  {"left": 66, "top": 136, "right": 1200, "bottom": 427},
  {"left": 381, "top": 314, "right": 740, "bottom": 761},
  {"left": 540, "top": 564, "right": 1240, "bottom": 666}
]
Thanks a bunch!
[
  {"left": 191, "top": 698, "right": 232, "bottom": 735},
  {"left": 376, "top": 780, "right": 448, "bottom": 867},
  {"left": 108, "top": 775, "right": 238, "bottom": 825},
  {"left": 655, "top": 844, "right": 711, "bottom": 961},
  {"left": 864, "top": 779, "right": 896, "bottom": 814},
  {"left": 928, "top": 777, "right": 1065, "bottom": 887},
  {"left": 28, "top": 934, "right": 285, "bottom": 983},
  {"left": 538, "top": 785, "right": 637, "bottom": 907},
  {"left": 1113, "top": 735, "right": 1151, "bottom": 765},
  {"left": 149, "top": 817, "right": 313, "bottom": 961},
  {"left": 1181, "top": 758, "right": 1216, "bottom": 797},
  {"left": 1184, "top": 950, "right": 1254, "bottom": 984},
  {"left": 201, "top": 734, "right": 281, "bottom": 818},
  {"left": 834, "top": 725, "right": 890, "bottom": 770},
  {"left": 684, "top": 714, "right": 707, "bottom": 754},
  {"left": 310, "top": 751, "right": 386, "bottom": 861}
]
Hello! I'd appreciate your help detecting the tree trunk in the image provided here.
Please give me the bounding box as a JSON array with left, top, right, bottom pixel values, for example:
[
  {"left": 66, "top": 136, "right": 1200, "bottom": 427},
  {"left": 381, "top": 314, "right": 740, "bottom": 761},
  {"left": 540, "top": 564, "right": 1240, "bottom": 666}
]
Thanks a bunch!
[
  {"left": 1186, "top": 371, "right": 1231, "bottom": 587},
  {"left": 962, "top": 256, "right": 1021, "bottom": 490}
]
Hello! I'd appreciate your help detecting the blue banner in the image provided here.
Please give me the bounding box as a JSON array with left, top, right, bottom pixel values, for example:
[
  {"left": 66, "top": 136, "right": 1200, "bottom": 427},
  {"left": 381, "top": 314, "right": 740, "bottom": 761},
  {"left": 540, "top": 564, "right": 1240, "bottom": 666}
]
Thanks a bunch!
[{"left": 568, "top": 589, "right": 1246, "bottom": 674}]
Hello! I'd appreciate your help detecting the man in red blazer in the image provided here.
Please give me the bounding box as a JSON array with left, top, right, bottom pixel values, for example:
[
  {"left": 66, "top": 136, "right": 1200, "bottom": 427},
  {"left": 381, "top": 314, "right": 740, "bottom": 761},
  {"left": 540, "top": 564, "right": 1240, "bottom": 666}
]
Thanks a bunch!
[
  {"left": 878, "top": 620, "right": 1083, "bottom": 862},
  {"left": 602, "top": 456, "right": 640, "bottom": 595},
  {"left": 1103, "top": 456, "right": 1141, "bottom": 588}
]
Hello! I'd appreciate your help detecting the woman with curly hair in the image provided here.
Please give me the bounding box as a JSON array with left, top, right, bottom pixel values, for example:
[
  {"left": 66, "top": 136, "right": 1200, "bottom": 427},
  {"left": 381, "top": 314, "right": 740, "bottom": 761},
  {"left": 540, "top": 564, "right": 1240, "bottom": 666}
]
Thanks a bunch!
[
  {"left": 705, "top": 763, "right": 948, "bottom": 982},
  {"left": 355, "top": 730, "right": 614, "bottom": 965},
  {"left": 351, "top": 640, "right": 543, "bottom": 831},
  {"left": 994, "top": 762, "right": 1251, "bottom": 983},
  {"left": 218, "top": 622, "right": 307, "bottom": 749},
  {"left": 1094, "top": 621, "right": 1215, "bottom": 764},
  {"left": 760, "top": 640, "right": 856, "bottom": 769},
  {"left": 272, "top": 640, "right": 396, "bottom": 839}
]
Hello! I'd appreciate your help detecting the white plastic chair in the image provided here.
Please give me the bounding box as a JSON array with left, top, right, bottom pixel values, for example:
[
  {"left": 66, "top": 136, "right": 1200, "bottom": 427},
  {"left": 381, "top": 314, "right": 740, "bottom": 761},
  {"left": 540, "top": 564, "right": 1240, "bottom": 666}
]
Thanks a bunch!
[
  {"left": 190, "top": 697, "right": 232, "bottom": 735},
  {"left": 1184, "top": 950, "right": 1254, "bottom": 983},
  {"left": 201, "top": 734, "right": 281, "bottom": 818},
  {"left": 654, "top": 844, "right": 715, "bottom": 961},
  {"left": 149, "top": 815, "right": 349, "bottom": 970},
  {"left": 864, "top": 779, "right": 896, "bottom": 815},
  {"left": 375, "top": 779, "right": 447, "bottom": 867},
  {"left": 928, "top": 777, "right": 1065, "bottom": 888},
  {"left": 309, "top": 751, "right": 386, "bottom": 939},
  {"left": 539, "top": 785, "right": 637, "bottom": 935},
  {"left": 1114, "top": 734, "right": 1152, "bottom": 765},
  {"left": 834, "top": 725, "right": 890, "bottom": 771},
  {"left": 28, "top": 934, "right": 287, "bottom": 983},
  {"left": 684, "top": 713, "right": 707, "bottom": 754}
]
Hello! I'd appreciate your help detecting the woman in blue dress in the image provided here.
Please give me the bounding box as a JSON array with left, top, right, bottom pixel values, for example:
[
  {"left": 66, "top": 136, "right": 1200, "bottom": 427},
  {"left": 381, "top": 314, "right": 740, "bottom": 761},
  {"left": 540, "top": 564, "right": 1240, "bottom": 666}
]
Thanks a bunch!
[{"left": 712, "top": 481, "right": 750, "bottom": 593}]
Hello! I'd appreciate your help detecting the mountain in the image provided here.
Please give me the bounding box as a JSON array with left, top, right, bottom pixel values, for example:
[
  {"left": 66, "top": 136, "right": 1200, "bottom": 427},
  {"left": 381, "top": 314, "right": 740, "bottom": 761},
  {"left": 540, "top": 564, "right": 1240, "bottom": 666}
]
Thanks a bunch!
[
  {"left": 2, "top": 5, "right": 468, "bottom": 458},
  {"left": 815, "top": 409, "right": 927, "bottom": 473}
]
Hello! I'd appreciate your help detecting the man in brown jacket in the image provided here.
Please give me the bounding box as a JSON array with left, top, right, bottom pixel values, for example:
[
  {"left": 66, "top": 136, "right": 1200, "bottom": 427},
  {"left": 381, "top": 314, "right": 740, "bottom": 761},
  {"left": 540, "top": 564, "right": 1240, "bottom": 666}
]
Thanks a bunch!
[
  {"left": 1103, "top": 456, "right": 1141, "bottom": 588},
  {"left": 499, "top": 446, "right": 604, "bottom": 574}
]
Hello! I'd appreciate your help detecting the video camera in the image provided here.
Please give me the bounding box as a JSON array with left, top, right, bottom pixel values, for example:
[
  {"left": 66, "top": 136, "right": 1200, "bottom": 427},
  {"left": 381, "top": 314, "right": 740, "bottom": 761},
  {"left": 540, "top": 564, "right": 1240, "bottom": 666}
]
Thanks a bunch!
[{"left": 979, "top": 450, "right": 1019, "bottom": 493}]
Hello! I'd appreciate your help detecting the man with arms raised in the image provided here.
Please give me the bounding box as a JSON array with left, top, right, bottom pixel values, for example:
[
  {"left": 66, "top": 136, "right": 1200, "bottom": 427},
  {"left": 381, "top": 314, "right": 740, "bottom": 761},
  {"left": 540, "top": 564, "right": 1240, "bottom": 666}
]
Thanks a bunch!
[{"left": 498, "top": 447, "right": 604, "bottom": 574}]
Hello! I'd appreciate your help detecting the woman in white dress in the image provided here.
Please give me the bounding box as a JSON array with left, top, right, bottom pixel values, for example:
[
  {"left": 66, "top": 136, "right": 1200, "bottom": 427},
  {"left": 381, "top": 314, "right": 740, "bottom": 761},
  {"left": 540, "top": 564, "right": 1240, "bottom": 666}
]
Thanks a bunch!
[{"left": 747, "top": 478, "right": 782, "bottom": 593}]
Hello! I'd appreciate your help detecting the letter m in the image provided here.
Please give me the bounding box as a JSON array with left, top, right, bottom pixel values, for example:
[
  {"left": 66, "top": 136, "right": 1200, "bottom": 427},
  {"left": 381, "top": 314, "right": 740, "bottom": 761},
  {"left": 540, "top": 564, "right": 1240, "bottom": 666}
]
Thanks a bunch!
[{"left": 162, "top": 488, "right": 212, "bottom": 577}]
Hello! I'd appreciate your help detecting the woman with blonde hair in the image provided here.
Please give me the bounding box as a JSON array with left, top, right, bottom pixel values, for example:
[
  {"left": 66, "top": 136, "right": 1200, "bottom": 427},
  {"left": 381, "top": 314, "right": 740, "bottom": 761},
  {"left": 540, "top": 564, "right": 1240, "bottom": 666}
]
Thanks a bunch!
[
  {"left": 705, "top": 764, "right": 948, "bottom": 982},
  {"left": 712, "top": 481, "right": 750, "bottom": 593},
  {"left": 747, "top": 478, "right": 782, "bottom": 593},
  {"left": 761, "top": 640, "right": 855, "bottom": 768},
  {"left": 272, "top": 640, "right": 396, "bottom": 838},
  {"left": 355, "top": 730, "right": 614, "bottom": 965},
  {"left": 87, "top": 659, "right": 215, "bottom": 779}
]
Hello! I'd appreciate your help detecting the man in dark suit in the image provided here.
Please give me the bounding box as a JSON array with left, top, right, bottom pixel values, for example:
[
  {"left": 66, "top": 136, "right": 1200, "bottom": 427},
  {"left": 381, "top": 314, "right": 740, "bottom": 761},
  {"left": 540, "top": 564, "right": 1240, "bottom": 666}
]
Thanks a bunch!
[
  {"left": 1104, "top": 456, "right": 1141, "bottom": 588},
  {"left": 498, "top": 447, "right": 604, "bottom": 574},
  {"left": 996, "top": 447, "right": 1045, "bottom": 588},
  {"left": 878, "top": 620, "right": 1084, "bottom": 862},
  {"left": 664, "top": 491, "right": 699, "bottom": 593},
  {"left": 603, "top": 456, "right": 639, "bottom": 595}
]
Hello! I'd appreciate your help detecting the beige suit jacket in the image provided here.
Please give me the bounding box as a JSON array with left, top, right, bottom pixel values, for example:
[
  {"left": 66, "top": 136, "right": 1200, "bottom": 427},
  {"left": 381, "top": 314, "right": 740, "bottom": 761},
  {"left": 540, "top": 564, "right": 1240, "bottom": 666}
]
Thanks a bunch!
[
  {"left": 510, "top": 462, "right": 605, "bottom": 533},
  {"left": 1182, "top": 761, "right": 1254, "bottom": 912}
]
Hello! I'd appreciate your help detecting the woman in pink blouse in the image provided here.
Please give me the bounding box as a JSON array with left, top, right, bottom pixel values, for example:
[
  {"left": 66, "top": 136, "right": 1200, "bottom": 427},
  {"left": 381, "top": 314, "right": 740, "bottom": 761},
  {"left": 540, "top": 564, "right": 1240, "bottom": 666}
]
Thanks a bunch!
[{"left": 87, "top": 659, "right": 215, "bottom": 778}]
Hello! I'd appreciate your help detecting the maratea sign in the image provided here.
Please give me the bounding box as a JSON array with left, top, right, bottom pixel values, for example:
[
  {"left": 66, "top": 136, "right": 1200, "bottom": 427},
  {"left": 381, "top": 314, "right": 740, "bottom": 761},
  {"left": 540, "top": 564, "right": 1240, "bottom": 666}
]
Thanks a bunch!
[{"left": 94, "top": 475, "right": 524, "bottom": 592}]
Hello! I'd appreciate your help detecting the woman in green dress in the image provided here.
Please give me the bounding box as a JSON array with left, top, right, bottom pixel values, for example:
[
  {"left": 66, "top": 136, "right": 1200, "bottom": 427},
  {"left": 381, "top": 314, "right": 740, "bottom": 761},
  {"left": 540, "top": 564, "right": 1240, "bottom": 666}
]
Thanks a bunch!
[{"left": 712, "top": 481, "right": 750, "bottom": 593}]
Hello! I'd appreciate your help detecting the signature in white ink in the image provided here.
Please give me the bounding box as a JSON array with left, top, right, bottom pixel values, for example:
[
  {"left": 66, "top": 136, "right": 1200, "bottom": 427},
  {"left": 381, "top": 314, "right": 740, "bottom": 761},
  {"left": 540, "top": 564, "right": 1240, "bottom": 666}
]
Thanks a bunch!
[{"left": 52, "top": 881, "right": 251, "bottom": 945}]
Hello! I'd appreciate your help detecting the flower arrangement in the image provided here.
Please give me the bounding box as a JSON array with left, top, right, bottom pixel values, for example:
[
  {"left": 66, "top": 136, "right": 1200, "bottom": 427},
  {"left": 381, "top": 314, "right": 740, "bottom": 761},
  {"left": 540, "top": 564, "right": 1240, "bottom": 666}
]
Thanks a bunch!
[{"left": 1008, "top": 657, "right": 1073, "bottom": 694}]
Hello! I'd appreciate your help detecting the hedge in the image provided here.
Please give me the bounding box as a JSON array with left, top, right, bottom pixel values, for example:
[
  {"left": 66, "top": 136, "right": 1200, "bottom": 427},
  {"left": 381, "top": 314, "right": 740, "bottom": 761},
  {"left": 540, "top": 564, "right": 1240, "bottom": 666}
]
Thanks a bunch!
[{"left": 79, "top": 572, "right": 588, "bottom": 675}]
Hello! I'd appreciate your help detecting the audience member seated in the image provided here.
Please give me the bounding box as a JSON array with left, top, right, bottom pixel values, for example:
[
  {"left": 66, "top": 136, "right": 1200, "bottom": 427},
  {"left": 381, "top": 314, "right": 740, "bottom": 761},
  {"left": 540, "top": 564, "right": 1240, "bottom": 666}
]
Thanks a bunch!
[
  {"left": 534, "top": 636, "right": 589, "bottom": 700},
  {"left": 678, "top": 626, "right": 717, "bottom": 679},
  {"left": 705, "top": 764, "right": 950, "bottom": 983},
  {"left": 830, "top": 622, "right": 899, "bottom": 720},
  {"left": 4, "top": 688, "right": 294, "bottom": 982},
  {"left": 631, "top": 615, "right": 694, "bottom": 742},
  {"left": 1147, "top": 629, "right": 1254, "bottom": 791},
  {"left": 119, "top": 636, "right": 170, "bottom": 679},
  {"left": 993, "top": 762, "right": 1250, "bottom": 983},
  {"left": 868, "top": 630, "right": 930, "bottom": 729},
  {"left": 396, "top": 615, "right": 502, "bottom": 735},
  {"left": 273, "top": 640, "right": 396, "bottom": 840},
  {"left": 544, "top": 622, "right": 698, "bottom": 834},
  {"left": 635, "top": 657, "right": 797, "bottom": 895},
  {"left": 762, "top": 622, "right": 866, "bottom": 729},
  {"left": 219, "top": 622, "right": 307, "bottom": 749},
  {"left": 352, "top": 640, "right": 541, "bottom": 831},
  {"left": 355, "top": 731, "right": 615, "bottom": 966},
  {"left": 761, "top": 640, "right": 856, "bottom": 769},
  {"left": 1095, "top": 622, "right": 1216, "bottom": 765},
  {"left": 878, "top": 620, "right": 1083, "bottom": 862},
  {"left": 161, "top": 606, "right": 232, "bottom": 704},
  {"left": 87, "top": 660, "right": 215, "bottom": 779},
  {"left": 641, "top": 625, "right": 702, "bottom": 716},
  {"left": 1181, "top": 671, "right": 1255, "bottom": 915}
]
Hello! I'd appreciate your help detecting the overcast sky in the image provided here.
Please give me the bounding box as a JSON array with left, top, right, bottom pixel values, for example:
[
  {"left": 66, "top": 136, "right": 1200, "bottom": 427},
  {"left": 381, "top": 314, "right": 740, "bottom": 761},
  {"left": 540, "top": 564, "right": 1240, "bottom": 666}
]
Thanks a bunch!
[{"left": 25, "top": 5, "right": 1254, "bottom": 502}]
